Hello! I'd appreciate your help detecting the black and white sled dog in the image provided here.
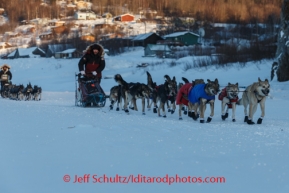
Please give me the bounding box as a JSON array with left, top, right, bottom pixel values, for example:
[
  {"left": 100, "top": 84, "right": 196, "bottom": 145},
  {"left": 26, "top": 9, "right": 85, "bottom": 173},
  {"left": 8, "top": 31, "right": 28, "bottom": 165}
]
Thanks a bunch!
[
  {"left": 9, "top": 84, "right": 24, "bottom": 100},
  {"left": 146, "top": 72, "right": 177, "bottom": 118},
  {"left": 218, "top": 82, "right": 239, "bottom": 122},
  {"left": 237, "top": 78, "right": 270, "bottom": 125},
  {"left": 32, "top": 85, "right": 42, "bottom": 101},
  {"left": 23, "top": 83, "right": 33, "bottom": 101},
  {"left": 114, "top": 74, "right": 151, "bottom": 114}
]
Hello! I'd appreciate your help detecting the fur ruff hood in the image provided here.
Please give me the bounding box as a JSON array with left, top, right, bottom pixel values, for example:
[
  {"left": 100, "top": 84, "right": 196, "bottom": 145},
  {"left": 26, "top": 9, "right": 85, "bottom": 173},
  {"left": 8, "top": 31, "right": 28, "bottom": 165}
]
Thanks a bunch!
[
  {"left": 83, "top": 43, "right": 105, "bottom": 58},
  {"left": 1, "top": 64, "right": 11, "bottom": 69}
]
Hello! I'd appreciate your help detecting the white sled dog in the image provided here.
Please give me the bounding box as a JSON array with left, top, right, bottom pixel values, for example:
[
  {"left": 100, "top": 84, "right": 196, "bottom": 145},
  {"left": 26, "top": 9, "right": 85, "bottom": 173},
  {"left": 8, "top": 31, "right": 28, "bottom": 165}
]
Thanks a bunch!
[{"left": 237, "top": 78, "right": 270, "bottom": 125}]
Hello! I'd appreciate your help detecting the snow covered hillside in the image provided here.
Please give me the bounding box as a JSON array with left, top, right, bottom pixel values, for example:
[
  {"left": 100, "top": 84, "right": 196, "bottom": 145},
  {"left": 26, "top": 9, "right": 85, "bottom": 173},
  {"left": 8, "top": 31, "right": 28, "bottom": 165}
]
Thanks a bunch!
[{"left": 1, "top": 49, "right": 289, "bottom": 193}]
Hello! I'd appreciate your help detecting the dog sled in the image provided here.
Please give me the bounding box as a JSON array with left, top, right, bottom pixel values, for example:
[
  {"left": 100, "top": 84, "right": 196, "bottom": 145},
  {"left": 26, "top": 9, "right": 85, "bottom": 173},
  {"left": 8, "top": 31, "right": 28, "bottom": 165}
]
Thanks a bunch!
[{"left": 75, "top": 73, "right": 108, "bottom": 107}]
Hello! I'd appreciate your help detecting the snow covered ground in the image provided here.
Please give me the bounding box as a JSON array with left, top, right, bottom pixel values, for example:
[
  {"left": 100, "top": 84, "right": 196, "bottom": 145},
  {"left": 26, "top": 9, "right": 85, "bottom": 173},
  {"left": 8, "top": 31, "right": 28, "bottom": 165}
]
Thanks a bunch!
[{"left": 1, "top": 49, "right": 289, "bottom": 193}]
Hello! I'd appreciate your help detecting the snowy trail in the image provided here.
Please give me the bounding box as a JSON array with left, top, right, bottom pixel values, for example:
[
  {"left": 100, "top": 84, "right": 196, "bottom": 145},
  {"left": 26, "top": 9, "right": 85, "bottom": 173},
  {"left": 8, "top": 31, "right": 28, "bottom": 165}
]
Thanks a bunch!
[{"left": 1, "top": 90, "right": 288, "bottom": 193}]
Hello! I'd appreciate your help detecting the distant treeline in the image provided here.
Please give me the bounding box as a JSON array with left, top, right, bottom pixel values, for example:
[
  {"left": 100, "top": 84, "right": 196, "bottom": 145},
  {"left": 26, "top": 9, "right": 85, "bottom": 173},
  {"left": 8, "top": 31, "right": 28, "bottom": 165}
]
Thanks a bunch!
[{"left": 0, "top": 0, "right": 282, "bottom": 25}]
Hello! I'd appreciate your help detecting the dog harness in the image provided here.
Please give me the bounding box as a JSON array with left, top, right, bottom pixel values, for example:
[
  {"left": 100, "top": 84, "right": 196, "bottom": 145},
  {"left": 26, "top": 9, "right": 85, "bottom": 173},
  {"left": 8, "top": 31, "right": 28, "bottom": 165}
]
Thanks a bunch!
[
  {"left": 218, "top": 87, "right": 238, "bottom": 108},
  {"left": 188, "top": 84, "right": 215, "bottom": 104},
  {"left": 253, "top": 90, "right": 263, "bottom": 103}
]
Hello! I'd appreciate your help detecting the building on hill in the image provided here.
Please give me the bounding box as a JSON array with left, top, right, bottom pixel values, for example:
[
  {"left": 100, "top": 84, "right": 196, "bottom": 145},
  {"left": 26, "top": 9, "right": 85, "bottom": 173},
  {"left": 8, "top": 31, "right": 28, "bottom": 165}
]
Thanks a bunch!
[
  {"left": 74, "top": 10, "right": 96, "bottom": 20},
  {"left": 55, "top": 48, "right": 82, "bottom": 59},
  {"left": 113, "top": 13, "right": 134, "bottom": 22},
  {"left": 7, "top": 47, "right": 45, "bottom": 59},
  {"left": 45, "top": 44, "right": 73, "bottom": 58},
  {"left": 131, "top": 32, "right": 163, "bottom": 47},
  {"left": 0, "top": 42, "right": 13, "bottom": 49},
  {"left": 164, "top": 31, "right": 199, "bottom": 46}
]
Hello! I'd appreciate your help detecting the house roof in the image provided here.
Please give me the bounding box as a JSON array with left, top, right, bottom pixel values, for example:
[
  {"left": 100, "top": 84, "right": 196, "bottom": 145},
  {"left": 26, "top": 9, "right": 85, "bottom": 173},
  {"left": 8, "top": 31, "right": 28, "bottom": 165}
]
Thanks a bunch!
[
  {"left": 132, "top": 32, "right": 155, "bottom": 41},
  {"left": 56, "top": 48, "right": 76, "bottom": 54},
  {"left": 48, "top": 44, "right": 73, "bottom": 53},
  {"left": 164, "top": 31, "right": 199, "bottom": 38},
  {"left": 8, "top": 47, "right": 39, "bottom": 57},
  {"left": 0, "top": 42, "right": 12, "bottom": 46}
]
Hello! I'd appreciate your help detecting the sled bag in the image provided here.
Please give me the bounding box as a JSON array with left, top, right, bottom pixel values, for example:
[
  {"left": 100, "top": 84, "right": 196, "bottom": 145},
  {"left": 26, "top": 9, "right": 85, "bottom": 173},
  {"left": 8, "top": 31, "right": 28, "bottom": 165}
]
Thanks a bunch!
[{"left": 1, "top": 74, "right": 8, "bottom": 81}]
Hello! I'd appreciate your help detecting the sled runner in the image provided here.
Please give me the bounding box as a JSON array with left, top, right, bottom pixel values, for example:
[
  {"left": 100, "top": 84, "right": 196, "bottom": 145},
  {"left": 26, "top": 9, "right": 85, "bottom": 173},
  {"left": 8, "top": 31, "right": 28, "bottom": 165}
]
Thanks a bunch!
[{"left": 75, "top": 73, "right": 107, "bottom": 107}]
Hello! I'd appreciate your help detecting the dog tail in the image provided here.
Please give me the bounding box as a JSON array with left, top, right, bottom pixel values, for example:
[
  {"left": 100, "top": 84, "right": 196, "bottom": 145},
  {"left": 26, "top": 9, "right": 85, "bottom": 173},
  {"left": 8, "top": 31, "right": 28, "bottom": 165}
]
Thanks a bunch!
[
  {"left": 182, "top": 77, "right": 189, "bottom": 83},
  {"left": 114, "top": 74, "right": 125, "bottom": 86},
  {"left": 146, "top": 71, "right": 155, "bottom": 89}
]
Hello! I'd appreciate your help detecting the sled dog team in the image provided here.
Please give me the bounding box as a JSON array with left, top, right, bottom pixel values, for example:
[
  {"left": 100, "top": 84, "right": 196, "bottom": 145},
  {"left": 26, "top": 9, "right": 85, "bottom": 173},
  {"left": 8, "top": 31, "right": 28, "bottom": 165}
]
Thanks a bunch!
[
  {"left": 1, "top": 82, "right": 42, "bottom": 101},
  {"left": 109, "top": 72, "right": 270, "bottom": 125}
]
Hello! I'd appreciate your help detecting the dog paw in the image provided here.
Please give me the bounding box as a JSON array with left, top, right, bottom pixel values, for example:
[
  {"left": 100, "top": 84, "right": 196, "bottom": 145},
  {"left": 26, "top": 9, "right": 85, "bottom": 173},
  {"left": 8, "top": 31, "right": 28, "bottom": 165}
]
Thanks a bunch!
[
  {"left": 116, "top": 107, "right": 119, "bottom": 111},
  {"left": 109, "top": 105, "right": 113, "bottom": 110},
  {"left": 179, "top": 117, "right": 183, "bottom": 120},
  {"left": 200, "top": 120, "right": 205, "bottom": 123},
  {"left": 224, "top": 113, "right": 228, "bottom": 118},
  {"left": 168, "top": 109, "right": 171, "bottom": 112},
  {"left": 247, "top": 120, "right": 255, "bottom": 125},
  {"left": 124, "top": 109, "right": 129, "bottom": 113},
  {"left": 221, "top": 115, "right": 226, "bottom": 121},
  {"left": 192, "top": 114, "right": 198, "bottom": 121},
  {"left": 206, "top": 117, "right": 212, "bottom": 123},
  {"left": 257, "top": 118, "right": 262, "bottom": 124},
  {"left": 142, "top": 112, "right": 146, "bottom": 115},
  {"left": 244, "top": 116, "right": 248, "bottom": 122},
  {"left": 232, "top": 119, "right": 236, "bottom": 122},
  {"left": 163, "top": 115, "right": 167, "bottom": 118},
  {"left": 171, "top": 110, "right": 175, "bottom": 114},
  {"left": 153, "top": 108, "right": 157, "bottom": 113},
  {"left": 188, "top": 112, "right": 192, "bottom": 117}
]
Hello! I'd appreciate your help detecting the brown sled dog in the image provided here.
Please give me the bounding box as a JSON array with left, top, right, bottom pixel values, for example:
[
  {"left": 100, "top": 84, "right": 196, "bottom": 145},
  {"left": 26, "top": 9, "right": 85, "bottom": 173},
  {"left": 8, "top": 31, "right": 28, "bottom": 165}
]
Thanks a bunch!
[{"left": 237, "top": 78, "right": 270, "bottom": 125}]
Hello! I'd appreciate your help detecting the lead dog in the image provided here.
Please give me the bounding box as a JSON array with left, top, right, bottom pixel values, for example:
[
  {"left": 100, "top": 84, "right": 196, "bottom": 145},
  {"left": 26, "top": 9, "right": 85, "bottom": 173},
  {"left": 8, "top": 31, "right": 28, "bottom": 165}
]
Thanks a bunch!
[
  {"left": 218, "top": 83, "right": 239, "bottom": 122},
  {"left": 237, "top": 78, "right": 270, "bottom": 125},
  {"left": 188, "top": 79, "right": 220, "bottom": 123}
]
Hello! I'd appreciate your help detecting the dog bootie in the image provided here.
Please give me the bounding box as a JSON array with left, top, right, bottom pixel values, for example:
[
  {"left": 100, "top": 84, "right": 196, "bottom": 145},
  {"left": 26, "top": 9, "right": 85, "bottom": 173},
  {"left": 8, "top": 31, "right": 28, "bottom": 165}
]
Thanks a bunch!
[
  {"left": 179, "top": 117, "right": 183, "bottom": 120},
  {"left": 257, "top": 118, "right": 263, "bottom": 124},
  {"left": 200, "top": 120, "right": 205, "bottom": 123},
  {"left": 124, "top": 109, "right": 129, "bottom": 113},
  {"left": 116, "top": 107, "right": 120, "bottom": 111},
  {"left": 153, "top": 107, "right": 157, "bottom": 113},
  {"left": 206, "top": 117, "right": 212, "bottom": 123},
  {"left": 232, "top": 119, "right": 236, "bottom": 122},
  {"left": 184, "top": 110, "right": 187, "bottom": 115},
  {"left": 222, "top": 113, "right": 228, "bottom": 120},
  {"left": 109, "top": 105, "right": 113, "bottom": 110},
  {"left": 244, "top": 116, "right": 248, "bottom": 122},
  {"left": 171, "top": 110, "right": 175, "bottom": 114},
  {"left": 192, "top": 113, "right": 198, "bottom": 121},
  {"left": 247, "top": 119, "right": 255, "bottom": 125},
  {"left": 168, "top": 109, "right": 171, "bottom": 112},
  {"left": 188, "top": 111, "right": 192, "bottom": 117}
]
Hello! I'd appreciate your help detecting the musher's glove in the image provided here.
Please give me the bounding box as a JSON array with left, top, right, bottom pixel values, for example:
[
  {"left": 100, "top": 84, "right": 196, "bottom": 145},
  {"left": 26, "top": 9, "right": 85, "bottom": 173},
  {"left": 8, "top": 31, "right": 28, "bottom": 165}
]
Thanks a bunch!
[{"left": 92, "top": 71, "right": 97, "bottom": 76}]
